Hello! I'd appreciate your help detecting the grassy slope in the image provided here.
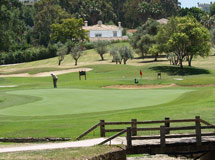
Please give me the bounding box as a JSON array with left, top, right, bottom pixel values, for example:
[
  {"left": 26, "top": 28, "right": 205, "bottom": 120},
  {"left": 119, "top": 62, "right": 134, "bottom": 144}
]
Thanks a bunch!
[
  {"left": 0, "top": 88, "right": 189, "bottom": 116},
  {"left": 0, "top": 43, "right": 215, "bottom": 138}
]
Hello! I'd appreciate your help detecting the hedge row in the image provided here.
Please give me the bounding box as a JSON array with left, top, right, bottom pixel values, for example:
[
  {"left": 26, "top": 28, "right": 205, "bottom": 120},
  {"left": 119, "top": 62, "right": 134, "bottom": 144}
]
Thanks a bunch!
[{"left": 1, "top": 45, "right": 57, "bottom": 64}]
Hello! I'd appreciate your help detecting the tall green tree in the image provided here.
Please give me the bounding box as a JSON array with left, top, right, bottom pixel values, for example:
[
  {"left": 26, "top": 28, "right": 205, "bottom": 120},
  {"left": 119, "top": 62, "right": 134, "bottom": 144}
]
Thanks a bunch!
[
  {"left": 124, "top": 0, "right": 179, "bottom": 28},
  {"left": 60, "top": 0, "right": 116, "bottom": 25},
  {"left": 210, "top": 2, "right": 215, "bottom": 16},
  {"left": 33, "top": 0, "right": 71, "bottom": 46},
  {"left": 0, "top": 0, "right": 27, "bottom": 52},
  {"left": 50, "top": 18, "right": 88, "bottom": 43},
  {"left": 157, "top": 16, "right": 211, "bottom": 68},
  {"left": 179, "top": 7, "right": 207, "bottom": 21},
  {"left": 130, "top": 19, "right": 159, "bottom": 58}
]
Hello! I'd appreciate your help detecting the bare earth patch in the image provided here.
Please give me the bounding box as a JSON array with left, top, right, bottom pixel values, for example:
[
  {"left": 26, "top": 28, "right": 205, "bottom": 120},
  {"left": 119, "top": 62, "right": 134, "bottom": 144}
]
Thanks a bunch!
[
  {"left": 104, "top": 84, "right": 215, "bottom": 89},
  {"left": 104, "top": 84, "right": 176, "bottom": 89},
  {"left": 0, "top": 85, "right": 17, "bottom": 88},
  {"left": 0, "top": 68, "right": 92, "bottom": 77}
]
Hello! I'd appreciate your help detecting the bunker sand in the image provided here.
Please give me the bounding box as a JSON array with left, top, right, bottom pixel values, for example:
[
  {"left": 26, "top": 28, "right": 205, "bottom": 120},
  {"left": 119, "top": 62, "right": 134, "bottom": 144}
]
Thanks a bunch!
[
  {"left": 104, "top": 84, "right": 215, "bottom": 89},
  {"left": 104, "top": 84, "right": 176, "bottom": 89},
  {"left": 0, "top": 68, "right": 92, "bottom": 77}
]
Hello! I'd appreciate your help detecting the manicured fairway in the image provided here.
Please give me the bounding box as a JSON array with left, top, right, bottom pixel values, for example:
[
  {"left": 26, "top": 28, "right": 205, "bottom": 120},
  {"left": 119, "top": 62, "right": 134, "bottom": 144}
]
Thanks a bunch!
[
  {"left": 0, "top": 48, "right": 215, "bottom": 138},
  {"left": 0, "top": 88, "right": 190, "bottom": 116}
]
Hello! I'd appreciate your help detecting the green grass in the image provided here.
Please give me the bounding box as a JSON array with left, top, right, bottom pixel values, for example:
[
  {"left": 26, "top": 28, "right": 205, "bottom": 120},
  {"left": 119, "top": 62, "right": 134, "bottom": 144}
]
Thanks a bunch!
[
  {"left": 0, "top": 88, "right": 190, "bottom": 116},
  {"left": 0, "top": 145, "right": 121, "bottom": 160},
  {"left": 0, "top": 42, "right": 215, "bottom": 139}
]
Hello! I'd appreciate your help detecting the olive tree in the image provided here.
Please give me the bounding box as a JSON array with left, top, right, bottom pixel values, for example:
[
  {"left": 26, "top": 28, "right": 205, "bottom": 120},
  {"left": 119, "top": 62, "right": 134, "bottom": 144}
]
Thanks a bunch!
[
  {"left": 110, "top": 47, "right": 122, "bottom": 64},
  {"left": 70, "top": 44, "right": 84, "bottom": 66},
  {"left": 119, "top": 46, "right": 134, "bottom": 64},
  {"left": 57, "top": 45, "right": 67, "bottom": 66},
  {"left": 94, "top": 40, "right": 109, "bottom": 61}
]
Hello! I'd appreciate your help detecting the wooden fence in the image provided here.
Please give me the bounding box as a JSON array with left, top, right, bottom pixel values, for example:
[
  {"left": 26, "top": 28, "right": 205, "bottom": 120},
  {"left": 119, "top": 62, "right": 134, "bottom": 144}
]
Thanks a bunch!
[{"left": 75, "top": 116, "right": 215, "bottom": 149}]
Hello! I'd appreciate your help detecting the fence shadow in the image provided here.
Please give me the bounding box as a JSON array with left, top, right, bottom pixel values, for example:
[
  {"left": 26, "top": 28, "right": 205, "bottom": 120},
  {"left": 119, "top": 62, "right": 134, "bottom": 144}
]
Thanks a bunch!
[{"left": 149, "top": 66, "right": 210, "bottom": 76}]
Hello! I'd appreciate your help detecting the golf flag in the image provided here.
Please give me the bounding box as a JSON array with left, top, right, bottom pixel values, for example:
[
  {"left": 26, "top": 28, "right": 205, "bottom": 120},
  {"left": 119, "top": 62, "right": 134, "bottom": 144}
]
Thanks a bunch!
[{"left": 140, "top": 69, "right": 142, "bottom": 78}]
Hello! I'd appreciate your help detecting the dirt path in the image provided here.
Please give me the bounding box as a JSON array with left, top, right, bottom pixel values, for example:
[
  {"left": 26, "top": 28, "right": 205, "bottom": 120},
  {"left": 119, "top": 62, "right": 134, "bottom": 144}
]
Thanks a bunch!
[
  {"left": 0, "top": 137, "right": 188, "bottom": 159},
  {"left": 127, "top": 155, "right": 188, "bottom": 160},
  {"left": 0, "top": 68, "right": 92, "bottom": 77},
  {"left": 0, "top": 138, "right": 123, "bottom": 153}
]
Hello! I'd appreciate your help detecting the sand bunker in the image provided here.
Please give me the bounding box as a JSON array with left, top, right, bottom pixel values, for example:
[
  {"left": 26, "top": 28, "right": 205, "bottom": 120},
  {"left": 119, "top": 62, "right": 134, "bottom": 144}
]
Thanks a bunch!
[
  {"left": 0, "top": 85, "right": 17, "bottom": 88},
  {"left": 0, "top": 68, "right": 92, "bottom": 77},
  {"left": 104, "top": 83, "right": 215, "bottom": 89},
  {"left": 104, "top": 84, "right": 176, "bottom": 89}
]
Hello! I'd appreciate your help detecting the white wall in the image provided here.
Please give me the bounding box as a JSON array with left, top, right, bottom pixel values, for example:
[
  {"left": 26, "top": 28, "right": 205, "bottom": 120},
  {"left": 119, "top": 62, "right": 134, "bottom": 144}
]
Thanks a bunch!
[{"left": 89, "top": 30, "right": 122, "bottom": 38}]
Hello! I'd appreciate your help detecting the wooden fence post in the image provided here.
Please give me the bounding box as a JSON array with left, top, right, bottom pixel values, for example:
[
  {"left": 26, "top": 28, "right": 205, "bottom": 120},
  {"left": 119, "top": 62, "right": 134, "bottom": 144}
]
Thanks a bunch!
[
  {"left": 165, "top": 117, "right": 170, "bottom": 134},
  {"left": 100, "top": 120, "right": 105, "bottom": 137},
  {"left": 126, "top": 127, "right": 132, "bottom": 149},
  {"left": 131, "top": 119, "right": 137, "bottom": 136},
  {"left": 195, "top": 116, "right": 201, "bottom": 145},
  {"left": 160, "top": 126, "right": 166, "bottom": 147}
]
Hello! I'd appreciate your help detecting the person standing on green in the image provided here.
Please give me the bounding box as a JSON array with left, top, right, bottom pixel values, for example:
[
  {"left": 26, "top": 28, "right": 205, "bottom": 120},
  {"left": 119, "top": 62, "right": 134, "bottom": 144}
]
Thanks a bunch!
[{"left": 51, "top": 73, "right": 58, "bottom": 88}]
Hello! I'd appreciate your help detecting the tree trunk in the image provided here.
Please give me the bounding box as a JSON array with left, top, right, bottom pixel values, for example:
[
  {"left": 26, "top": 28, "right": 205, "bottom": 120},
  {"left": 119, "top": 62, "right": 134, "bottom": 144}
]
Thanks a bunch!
[
  {"left": 154, "top": 53, "right": 158, "bottom": 61},
  {"left": 124, "top": 59, "right": 127, "bottom": 64},
  {"left": 188, "top": 55, "right": 193, "bottom": 67},
  {"left": 179, "top": 59, "right": 183, "bottom": 69},
  {"left": 100, "top": 54, "right": 104, "bottom": 61},
  {"left": 188, "top": 60, "right": 191, "bottom": 67},
  {"left": 58, "top": 60, "right": 62, "bottom": 66},
  {"left": 75, "top": 59, "right": 78, "bottom": 66}
]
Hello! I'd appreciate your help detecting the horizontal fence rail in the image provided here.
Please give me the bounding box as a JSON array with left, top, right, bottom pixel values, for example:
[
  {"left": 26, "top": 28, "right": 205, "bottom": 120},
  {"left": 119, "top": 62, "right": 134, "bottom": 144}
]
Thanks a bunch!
[{"left": 75, "top": 116, "right": 215, "bottom": 149}]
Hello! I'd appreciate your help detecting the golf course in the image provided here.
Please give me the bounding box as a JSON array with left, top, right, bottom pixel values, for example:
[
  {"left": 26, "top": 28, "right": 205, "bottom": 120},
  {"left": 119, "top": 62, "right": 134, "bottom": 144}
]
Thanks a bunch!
[{"left": 0, "top": 43, "right": 215, "bottom": 139}]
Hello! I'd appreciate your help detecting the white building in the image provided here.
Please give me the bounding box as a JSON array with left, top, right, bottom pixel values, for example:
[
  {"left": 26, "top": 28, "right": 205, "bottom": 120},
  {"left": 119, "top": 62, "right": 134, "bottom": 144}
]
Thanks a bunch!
[
  {"left": 83, "top": 21, "right": 126, "bottom": 41},
  {"left": 198, "top": 2, "right": 212, "bottom": 13},
  {"left": 18, "top": 0, "right": 39, "bottom": 5}
]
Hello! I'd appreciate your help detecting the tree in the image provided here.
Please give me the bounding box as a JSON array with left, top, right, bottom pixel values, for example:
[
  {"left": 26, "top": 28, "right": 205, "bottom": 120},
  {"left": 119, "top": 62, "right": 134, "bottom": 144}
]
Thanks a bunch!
[
  {"left": 179, "top": 7, "right": 207, "bottom": 22},
  {"left": 94, "top": 41, "right": 109, "bottom": 61},
  {"left": 200, "top": 15, "right": 215, "bottom": 29},
  {"left": 20, "top": 5, "right": 35, "bottom": 27},
  {"left": 0, "top": 0, "right": 28, "bottom": 52},
  {"left": 50, "top": 18, "right": 89, "bottom": 43},
  {"left": 186, "top": 26, "right": 211, "bottom": 66},
  {"left": 119, "top": 46, "right": 134, "bottom": 64},
  {"left": 156, "top": 16, "right": 211, "bottom": 69},
  {"left": 167, "top": 52, "right": 178, "bottom": 65},
  {"left": 130, "top": 19, "right": 159, "bottom": 58},
  {"left": 210, "top": 28, "right": 215, "bottom": 47},
  {"left": 124, "top": 0, "right": 179, "bottom": 28},
  {"left": 210, "top": 2, "right": 215, "bottom": 16},
  {"left": 148, "top": 44, "right": 160, "bottom": 61},
  {"left": 70, "top": 43, "right": 84, "bottom": 66},
  {"left": 33, "top": 0, "right": 71, "bottom": 46},
  {"left": 167, "top": 32, "right": 189, "bottom": 68},
  {"left": 56, "top": 44, "right": 67, "bottom": 66},
  {"left": 110, "top": 47, "right": 122, "bottom": 64},
  {"left": 60, "top": 0, "right": 116, "bottom": 25}
]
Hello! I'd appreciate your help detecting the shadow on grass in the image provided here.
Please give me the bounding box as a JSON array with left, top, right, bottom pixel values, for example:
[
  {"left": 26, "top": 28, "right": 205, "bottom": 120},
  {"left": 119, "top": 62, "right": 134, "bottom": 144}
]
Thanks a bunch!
[
  {"left": 149, "top": 66, "right": 210, "bottom": 76},
  {"left": 134, "top": 55, "right": 167, "bottom": 59},
  {"left": 139, "top": 60, "right": 168, "bottom": 64}
]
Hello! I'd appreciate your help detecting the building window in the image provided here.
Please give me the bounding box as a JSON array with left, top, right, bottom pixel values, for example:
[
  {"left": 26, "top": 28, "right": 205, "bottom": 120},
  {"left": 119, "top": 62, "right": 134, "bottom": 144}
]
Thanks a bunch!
[
  {"left": 113, "top": 31, "right": 117, "bottom": 37},
  {"left": 95, "top": 33, "right": 102, "bottom": 37}
]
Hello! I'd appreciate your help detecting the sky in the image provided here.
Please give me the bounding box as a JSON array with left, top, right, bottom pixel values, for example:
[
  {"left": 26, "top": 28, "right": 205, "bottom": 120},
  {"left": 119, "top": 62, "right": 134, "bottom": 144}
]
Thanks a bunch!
[{"left": 179, "top": 0, "right": 215, "bottom": 8}]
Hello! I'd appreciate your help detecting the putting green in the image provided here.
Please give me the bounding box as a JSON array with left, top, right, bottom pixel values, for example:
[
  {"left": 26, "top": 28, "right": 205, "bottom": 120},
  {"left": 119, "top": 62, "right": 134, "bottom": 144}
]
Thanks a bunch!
[{"left": 0, "top": 88, "right": 191, "bottom": 116}]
